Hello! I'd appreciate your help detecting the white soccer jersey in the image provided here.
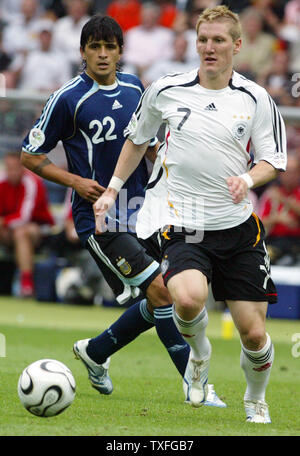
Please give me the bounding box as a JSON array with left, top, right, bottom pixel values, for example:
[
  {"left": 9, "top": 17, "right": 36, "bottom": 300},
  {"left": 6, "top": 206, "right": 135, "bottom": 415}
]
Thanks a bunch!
[{"left": 125, "top": 69, "right": 287, "bottom": 238}]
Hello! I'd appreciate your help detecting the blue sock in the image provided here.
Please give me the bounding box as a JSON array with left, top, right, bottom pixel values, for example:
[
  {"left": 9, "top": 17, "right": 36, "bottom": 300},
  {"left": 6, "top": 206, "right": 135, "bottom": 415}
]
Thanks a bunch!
[
  {"left": 154, "top": 304, "right": 190, "bottom": 378},
  {"left": 86, "top": 299, "right": 154, "bottom": 364}
]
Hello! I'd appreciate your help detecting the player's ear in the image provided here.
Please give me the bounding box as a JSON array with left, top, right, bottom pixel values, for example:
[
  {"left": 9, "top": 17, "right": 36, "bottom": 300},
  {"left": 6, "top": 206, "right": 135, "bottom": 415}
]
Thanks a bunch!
[
  {"left": 117, "top": 48, "right": 122, "bottom": 64},
  {"left": 80, "top": 46, "right": 85, "bottom": 59},
  {"left": 233, "top": 38, "right": 242, "bottom": 55}
]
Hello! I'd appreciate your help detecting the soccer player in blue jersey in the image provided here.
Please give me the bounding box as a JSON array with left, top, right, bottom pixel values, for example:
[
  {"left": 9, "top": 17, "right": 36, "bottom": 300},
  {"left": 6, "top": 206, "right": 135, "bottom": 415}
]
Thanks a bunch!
[{"left": 21, "top": 14, "right": 224, "bottom": 407}]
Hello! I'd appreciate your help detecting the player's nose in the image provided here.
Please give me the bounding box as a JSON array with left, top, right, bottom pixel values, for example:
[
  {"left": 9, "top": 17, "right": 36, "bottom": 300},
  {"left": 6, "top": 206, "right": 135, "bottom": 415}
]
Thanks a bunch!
[
  {"left": 205, "top": 39, "right": 215, "bottom": 53},
  {"left": 98, "top": 46, "right": 108, "bottom": 58}
]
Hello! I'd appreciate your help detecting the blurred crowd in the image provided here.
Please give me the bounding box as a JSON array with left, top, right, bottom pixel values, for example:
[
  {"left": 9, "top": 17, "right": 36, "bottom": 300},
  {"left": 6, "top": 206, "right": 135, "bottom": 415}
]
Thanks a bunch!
[
  {"left": 1, "top": 1, "right": 300, "bottom": 151},
  {"left": 0, "top": 0, "right": 299, "bottom": 301},
  {"left": 0, "top": 0, "right": 300, "bottom": 101}
]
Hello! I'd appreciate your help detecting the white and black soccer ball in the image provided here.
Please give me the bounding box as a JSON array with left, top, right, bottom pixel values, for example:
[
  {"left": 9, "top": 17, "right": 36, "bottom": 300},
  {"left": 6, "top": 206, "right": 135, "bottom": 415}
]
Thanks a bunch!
[{"left": 18, "top": 359, "right": 76, "bottom": 417}]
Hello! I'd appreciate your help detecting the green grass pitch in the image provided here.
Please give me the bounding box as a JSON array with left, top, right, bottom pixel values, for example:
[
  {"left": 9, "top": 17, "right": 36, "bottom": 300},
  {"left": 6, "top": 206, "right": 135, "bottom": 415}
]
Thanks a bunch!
[{"left": 0, "top": 297, "right": 300, "bottom": 436}]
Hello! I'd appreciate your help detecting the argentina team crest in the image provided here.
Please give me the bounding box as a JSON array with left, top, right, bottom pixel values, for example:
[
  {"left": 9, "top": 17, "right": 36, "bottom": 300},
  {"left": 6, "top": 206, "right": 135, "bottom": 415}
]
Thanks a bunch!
[
  {"left": 232, "top": 121, "right": 247, "bottom": 140},
  {"left": 117, "top": 257, "right": 132, "bottom": 276}
]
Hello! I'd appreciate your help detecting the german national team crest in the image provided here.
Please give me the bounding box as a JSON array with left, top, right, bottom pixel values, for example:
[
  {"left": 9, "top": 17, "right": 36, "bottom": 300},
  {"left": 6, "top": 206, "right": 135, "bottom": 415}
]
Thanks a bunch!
[
  {"left": 161, "top": 257, "right": 169, "bottom": 276},
  {"left": 117, "top": 257, "right": 132, "bottom": 276},
  {"left": 232, "top": 121, "right": 247, "bottom": 140}
]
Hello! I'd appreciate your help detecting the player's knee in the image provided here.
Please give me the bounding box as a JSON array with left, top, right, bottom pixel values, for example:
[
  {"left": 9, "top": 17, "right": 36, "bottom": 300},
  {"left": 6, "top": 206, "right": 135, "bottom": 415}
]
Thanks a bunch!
[
  {"left": 174, "top": 291, "right": 205, "bottom": 315},
  {"left": 241, "top": 327, "right": 266, "bottom": 350},
  {"left": 12, "top": 225, "right": 28, "bottom": 240},
  {"left": 146, "top": 275, "right": 171, "bottom": 307}
]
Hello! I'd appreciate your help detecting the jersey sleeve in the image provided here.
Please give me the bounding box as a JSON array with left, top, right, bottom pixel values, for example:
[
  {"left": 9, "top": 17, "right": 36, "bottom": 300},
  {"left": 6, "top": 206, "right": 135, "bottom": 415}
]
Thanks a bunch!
[
  {"left": 22, "top": 91, "right": 72, "bottom": 155},
  {"left": 124, "top": 82, "right": 163, "bottom": 145},
  {"left": 251, "top": 89, "right": 287, "bottom": 171}
]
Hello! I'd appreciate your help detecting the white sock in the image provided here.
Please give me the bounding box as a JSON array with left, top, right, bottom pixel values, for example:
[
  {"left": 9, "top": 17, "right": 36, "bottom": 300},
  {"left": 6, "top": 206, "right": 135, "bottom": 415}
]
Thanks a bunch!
[
  {"left": 240, "top": 333, "right": 274, "bottom": 402},
  {"left": 172, "top": 306, "right": 211, "bottom": 361}
]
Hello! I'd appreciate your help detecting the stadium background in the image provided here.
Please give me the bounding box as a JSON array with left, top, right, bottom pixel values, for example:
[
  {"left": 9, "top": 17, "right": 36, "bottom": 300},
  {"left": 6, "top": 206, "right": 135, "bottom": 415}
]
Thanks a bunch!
[{"left": 0, "top": 0, "right": 300, "bottom": 438}]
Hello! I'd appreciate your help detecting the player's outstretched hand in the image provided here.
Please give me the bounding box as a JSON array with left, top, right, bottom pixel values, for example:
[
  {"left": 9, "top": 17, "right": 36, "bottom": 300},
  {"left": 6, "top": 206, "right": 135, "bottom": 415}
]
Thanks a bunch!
[
  {"left": 73, "top": 177, "right": 106, "bottom": 203},
  {"left": 93, "top": 189, "right": 118, "bottom": 234},
  {"left": 226, "top": 176, "right": 248, "bottom": 204}
]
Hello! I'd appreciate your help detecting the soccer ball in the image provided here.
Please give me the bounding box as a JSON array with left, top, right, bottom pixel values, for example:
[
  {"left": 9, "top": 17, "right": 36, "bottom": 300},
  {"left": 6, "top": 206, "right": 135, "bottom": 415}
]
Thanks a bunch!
[{"left": 18, "top": 359, "right": 76, "bottom": 417}]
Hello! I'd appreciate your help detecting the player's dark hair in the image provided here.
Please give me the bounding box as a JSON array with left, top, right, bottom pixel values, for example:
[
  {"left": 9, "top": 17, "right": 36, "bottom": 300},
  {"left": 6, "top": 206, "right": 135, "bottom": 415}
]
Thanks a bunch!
[{"left": 80, "top": 14, "right": 124, "bottom": 52}]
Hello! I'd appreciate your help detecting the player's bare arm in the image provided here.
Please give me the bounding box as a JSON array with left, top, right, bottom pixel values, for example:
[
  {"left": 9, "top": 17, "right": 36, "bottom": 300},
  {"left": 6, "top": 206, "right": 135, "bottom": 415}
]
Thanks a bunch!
[
  {"left": 227, "top": 161, "right": 279, "bottom": 204},
  {"left": 21, "top": 151, "right": 105, "bottom": 203},
  {"left": 93, "top": 139, "right": 149, "bottom": 233},
  {"left": 114, "top": 138, "right": 150, "bottom": 181}
]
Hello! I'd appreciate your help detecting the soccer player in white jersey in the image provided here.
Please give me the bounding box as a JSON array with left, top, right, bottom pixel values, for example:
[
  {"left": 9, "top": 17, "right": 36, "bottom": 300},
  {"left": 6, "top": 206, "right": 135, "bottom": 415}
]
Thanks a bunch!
[
  {"left": 94, "top": 6, "right": 287, "bottom": 423},
  {"left": 21, "top": 14, "right": 224, "bottom": 408}
]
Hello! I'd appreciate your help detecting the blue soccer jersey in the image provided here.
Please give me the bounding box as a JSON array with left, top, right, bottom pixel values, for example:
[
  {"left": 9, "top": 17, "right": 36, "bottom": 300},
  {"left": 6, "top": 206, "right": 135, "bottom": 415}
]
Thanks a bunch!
[{"left": 22, "top": 72, "right": 152, "bottom": 243}]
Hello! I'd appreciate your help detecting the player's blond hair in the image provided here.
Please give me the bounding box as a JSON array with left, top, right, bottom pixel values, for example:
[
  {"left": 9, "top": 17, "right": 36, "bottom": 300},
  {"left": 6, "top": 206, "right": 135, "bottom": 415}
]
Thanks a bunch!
[{"left": 196, "top": 5, "right": 242, "bottom": 42}]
